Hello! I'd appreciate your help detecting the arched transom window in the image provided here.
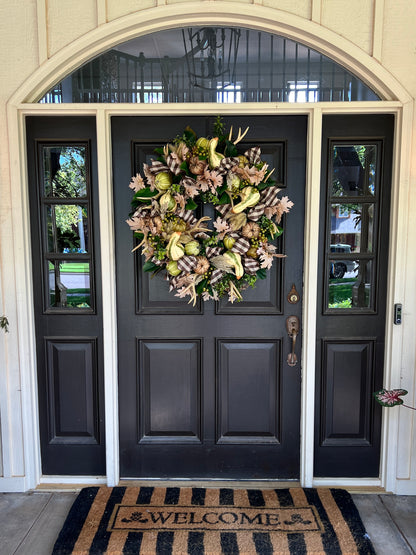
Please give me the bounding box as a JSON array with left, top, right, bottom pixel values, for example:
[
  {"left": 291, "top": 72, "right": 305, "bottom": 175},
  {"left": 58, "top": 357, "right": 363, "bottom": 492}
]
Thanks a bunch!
[{"left": 41, "top": 27, "right": 380, "bottom": 103}]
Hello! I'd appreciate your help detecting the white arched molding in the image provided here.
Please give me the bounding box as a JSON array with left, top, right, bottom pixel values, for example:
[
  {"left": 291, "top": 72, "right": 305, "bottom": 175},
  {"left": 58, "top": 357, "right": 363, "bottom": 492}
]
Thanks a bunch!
[{"left": 8, "top": 2, "right": 412, "bottom": 106}]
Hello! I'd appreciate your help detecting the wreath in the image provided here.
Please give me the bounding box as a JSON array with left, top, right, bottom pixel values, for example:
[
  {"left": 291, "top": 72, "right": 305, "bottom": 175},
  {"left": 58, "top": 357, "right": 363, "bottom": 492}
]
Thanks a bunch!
[{"left": 126, "top": 117, "right": 293, "bottom": 304}]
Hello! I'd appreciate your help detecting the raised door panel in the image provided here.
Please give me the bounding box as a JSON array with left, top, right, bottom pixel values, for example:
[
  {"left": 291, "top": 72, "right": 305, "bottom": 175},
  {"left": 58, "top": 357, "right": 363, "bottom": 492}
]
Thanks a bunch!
[
  {"left": 138, "top": 340, "right": 202, "bottom": 442},
  {"left": 217, "top": 340, "right": 281, "bottom": 444},
  {"left": 46, "top": 338, "right": 99, "bottom": 444},
  {"left": 321, "top": 340, "right": 374, "bottom": 446}
]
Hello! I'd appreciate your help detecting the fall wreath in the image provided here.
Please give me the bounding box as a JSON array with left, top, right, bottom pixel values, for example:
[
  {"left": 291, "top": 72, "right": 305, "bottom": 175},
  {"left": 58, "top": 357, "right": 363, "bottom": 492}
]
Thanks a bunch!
[{"left": 126, "top": 117, "right": 293, "bottom": 304}]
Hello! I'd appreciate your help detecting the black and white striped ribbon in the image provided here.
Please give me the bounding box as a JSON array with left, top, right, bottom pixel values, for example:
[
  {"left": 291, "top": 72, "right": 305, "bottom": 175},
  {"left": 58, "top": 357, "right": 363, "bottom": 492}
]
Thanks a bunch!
[
  {"left": 231, "top": 237, "right": 251, "bottom": 255},
  {"left": 166, "top": 154, "right": 182, "bottom": 176},
  {"left": 177, "top": 208, "right": 197, "bottom": 225},
  {"left": 243, "top": 256, "right": 260, "bottom": 274},
  {"left": 147, "top": 160, "right": 170, "bottom": 174},
  {"left": 215, "top": 204, "right": 232, "bottom": 217},
  {"left": 206, "top": 246, "right": 222, "bottom": 259},
  {"left": 210, "top": 268, "right": 224, "bottom": 286}
]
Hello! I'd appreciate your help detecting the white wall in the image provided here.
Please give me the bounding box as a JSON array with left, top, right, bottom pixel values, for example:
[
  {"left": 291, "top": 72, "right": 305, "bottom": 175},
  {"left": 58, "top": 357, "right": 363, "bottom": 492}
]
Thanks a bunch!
[{"left": 0, "top": 0, "right": 415, "bottom": 492}]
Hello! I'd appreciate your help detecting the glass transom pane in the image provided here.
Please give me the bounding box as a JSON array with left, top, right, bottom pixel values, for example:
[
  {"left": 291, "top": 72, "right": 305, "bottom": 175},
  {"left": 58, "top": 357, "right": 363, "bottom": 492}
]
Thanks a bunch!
[{"left": 39, "top": 27, "right": 380, "bottom": 103}]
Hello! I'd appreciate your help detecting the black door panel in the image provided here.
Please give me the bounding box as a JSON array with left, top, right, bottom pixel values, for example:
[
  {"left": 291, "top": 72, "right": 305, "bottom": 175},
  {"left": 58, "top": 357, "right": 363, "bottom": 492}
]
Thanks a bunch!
[{"left": 112, "top": 115, "right": 306, "bottom": 479}]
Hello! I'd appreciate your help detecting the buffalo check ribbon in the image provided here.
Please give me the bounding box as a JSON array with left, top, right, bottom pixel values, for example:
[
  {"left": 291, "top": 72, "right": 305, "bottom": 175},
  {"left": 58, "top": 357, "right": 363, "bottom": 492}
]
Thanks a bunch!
[
  {"left": 247, "top": 185, "right": 281, "bottom": 221},
  {"left": 177, "top": 256, "right": 198, "bottom": 273},
  {"left": 217, "top": 157, "right": 240, "bottom": 175},
  {"left": 244, "top": 146, "right": 261, "bottom": 166}
]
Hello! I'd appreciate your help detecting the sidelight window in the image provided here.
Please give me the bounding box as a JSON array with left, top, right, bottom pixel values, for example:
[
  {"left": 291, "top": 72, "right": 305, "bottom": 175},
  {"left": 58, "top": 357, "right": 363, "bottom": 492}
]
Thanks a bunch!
[
  {"left": 325, "top": 142, "right": 381, "bottom": 311},
  {"left": 38, "top": 143, "right": 94, "bottom": 311}
]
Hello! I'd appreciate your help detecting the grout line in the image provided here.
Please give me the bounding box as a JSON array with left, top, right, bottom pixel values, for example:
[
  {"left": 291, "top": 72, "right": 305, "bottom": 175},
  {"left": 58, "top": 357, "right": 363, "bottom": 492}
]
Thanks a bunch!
[
  {"left": 379, "top": 495, "right": 416, "bottom": 555},
  {"left": 12, "top": 493, "right": 53, "bottom": 555}
]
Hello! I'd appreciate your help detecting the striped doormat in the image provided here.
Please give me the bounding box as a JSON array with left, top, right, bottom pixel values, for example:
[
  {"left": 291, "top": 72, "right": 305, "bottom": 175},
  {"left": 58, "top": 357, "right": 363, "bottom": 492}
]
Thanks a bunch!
[{"left": 52, "top": 486, "right": 375, "bottom": 554}]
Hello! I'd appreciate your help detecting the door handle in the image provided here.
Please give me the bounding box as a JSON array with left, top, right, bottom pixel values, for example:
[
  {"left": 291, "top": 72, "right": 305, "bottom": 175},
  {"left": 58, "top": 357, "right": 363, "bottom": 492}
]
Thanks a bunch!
[{"left": 286, "top": 315, "right": 300, "bottom": 367}]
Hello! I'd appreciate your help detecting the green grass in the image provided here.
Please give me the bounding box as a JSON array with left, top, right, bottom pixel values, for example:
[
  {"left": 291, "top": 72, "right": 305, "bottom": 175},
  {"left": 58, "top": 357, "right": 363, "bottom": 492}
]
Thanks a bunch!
[{"left": 328, "top": 278, "right": 369, "bottom": 308}]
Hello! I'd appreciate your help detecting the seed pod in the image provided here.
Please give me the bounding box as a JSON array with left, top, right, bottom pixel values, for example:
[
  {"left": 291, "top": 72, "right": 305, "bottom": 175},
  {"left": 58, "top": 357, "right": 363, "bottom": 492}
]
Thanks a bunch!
[
  {"left": 155, "top": 172, "right": 172, "bottom": 191},
  {"left": 185, "top": 240, "right": 200, "bottom": 256},
  {"left": 166, "top": 260, "right": 181, "bottom": 276}
]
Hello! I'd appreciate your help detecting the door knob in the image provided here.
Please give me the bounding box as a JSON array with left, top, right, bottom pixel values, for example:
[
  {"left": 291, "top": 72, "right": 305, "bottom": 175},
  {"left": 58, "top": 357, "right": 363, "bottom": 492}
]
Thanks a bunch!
[{"left": 286, "top": 315, "right": 300, "bottom": 367}]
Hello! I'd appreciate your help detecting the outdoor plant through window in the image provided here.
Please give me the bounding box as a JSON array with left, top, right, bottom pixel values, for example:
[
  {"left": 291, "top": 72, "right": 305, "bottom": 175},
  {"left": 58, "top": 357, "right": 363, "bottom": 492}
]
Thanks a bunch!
[
  {"left": 326, "top": 143, "right": 379, "bottom": 311},
  {"left": 40, "top": 144, "right": 93, "bottom": 310}
]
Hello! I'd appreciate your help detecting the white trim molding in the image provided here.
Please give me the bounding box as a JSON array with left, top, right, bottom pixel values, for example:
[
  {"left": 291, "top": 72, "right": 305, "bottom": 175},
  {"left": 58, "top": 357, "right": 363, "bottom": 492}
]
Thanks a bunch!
[{"left": 3, "top": 4, "right": 414, "bottom": 493}]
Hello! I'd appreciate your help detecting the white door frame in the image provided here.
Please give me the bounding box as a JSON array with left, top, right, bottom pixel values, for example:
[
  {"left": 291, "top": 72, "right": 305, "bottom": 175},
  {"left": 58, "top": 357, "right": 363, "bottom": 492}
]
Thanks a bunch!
[{"left": 4, "top": 4, "right": 414, "bottom": 493}]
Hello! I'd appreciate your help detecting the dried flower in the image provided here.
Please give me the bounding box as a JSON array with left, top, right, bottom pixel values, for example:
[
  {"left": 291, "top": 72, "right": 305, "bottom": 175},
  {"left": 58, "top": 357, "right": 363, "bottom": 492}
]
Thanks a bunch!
[{"left": 129, "top": 173, "right": 145, "bottom": 192}]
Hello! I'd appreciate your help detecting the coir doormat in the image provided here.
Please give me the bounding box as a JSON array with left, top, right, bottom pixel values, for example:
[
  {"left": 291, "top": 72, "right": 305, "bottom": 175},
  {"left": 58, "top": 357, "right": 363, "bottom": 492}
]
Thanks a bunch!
[{"left": 52, "top": 486, "right": 375, "bottom": 554}]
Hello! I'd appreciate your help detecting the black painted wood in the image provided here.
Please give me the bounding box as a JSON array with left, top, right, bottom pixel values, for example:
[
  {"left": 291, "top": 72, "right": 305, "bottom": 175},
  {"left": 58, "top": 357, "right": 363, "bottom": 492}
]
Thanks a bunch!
[
  {"left": 26, "top": 116, "right": 105, "bottom": 475},
  {"left": 112, "top": 115, "right": 306, "bottom": 478},
  {"left": 315, "top": 115, "right": 394, "bottom": 477}
]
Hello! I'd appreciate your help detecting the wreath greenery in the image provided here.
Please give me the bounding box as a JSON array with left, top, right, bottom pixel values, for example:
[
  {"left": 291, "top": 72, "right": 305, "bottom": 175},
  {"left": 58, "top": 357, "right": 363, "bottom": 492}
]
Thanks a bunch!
[{"left": 126, "top": 117, "right": 293, "bottom": 304}]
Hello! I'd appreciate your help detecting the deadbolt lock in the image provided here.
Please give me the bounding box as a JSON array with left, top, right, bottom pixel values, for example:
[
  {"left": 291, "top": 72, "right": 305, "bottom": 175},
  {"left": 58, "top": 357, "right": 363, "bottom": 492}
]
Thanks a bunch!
[{"left": 287, "top": 283, "right": 300, "bottom": 304}]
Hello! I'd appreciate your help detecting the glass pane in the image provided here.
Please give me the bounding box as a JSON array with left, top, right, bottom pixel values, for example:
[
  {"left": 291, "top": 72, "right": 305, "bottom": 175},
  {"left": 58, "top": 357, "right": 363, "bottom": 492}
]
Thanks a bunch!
[
  {"left": 328, "top": 259, "right": 372, "bottom": 309},
  {"left": 46, "top": 205, "right": 89, "bottom": 253},
  {"left": 48, "top": 260, "right": 91, "bottom": 308},
  {"left": 42, "top": 145, "right": 87, "bottom": 197},
  {"left": 39, "top": 27, "right": 380, "bottom": 103},
  {"left": 330, "top": 203, "right": 375, "bottom": 253},
  {"left": 331, "top": 145, "right": 377, "bottom": 197}
]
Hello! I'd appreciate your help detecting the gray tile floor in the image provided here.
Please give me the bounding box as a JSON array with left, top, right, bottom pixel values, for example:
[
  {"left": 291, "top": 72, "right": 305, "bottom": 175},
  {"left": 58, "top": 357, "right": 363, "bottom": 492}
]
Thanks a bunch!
[{"left": 0, "top": 491, "right": 414, "bottom": 554}]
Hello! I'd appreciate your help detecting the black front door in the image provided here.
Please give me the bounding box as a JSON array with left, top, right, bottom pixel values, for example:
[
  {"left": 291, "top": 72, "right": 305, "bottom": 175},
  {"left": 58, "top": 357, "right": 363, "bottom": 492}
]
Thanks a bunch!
[{"left": 112, "top": 115, "right": 306, "bottom": 479}]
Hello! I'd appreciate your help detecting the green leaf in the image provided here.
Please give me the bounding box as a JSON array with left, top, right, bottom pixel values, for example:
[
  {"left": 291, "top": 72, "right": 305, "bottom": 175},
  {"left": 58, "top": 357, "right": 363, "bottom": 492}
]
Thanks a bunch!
[
  {"left": 224, "top": 140, "right": 238, "bottom": 157},
  {"left": 133, "top": 187, "right": 158, "bottom": 200},
  {"left": 258, "top": 181, "right": 273, "bottom": 191},
  {"left": 143, "top": 261, "right": 160, "bottom": 273},
  {"left": 180, "top": 161, "right": 190, "bottom": 175},
  {"left": 217, "top": 191, "right": 231, "bottom": 205},
  {"left": 196, "top": 278, "right": 208, "bottom": 295},
  {"left": 186, "top": 198, "right": 198, "bottom": 210},
  {"left": 256, "top": 268, "right": 267, "bottom": 280},
  {"left": 134, "top": 232, "right": 144, "bottom": 241},
  {"left": 154, "top": 147, "right": 165, "bottom": 156},
  {"left": 274, "top": 225, "right": 284, "bottom": 238}
]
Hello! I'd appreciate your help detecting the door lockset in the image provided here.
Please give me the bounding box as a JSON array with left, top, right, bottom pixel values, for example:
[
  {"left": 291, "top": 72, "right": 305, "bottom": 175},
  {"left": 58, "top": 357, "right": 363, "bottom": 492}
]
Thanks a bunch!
[{"left": 286, "top": 315, "right": 300, "bottom": 367}]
